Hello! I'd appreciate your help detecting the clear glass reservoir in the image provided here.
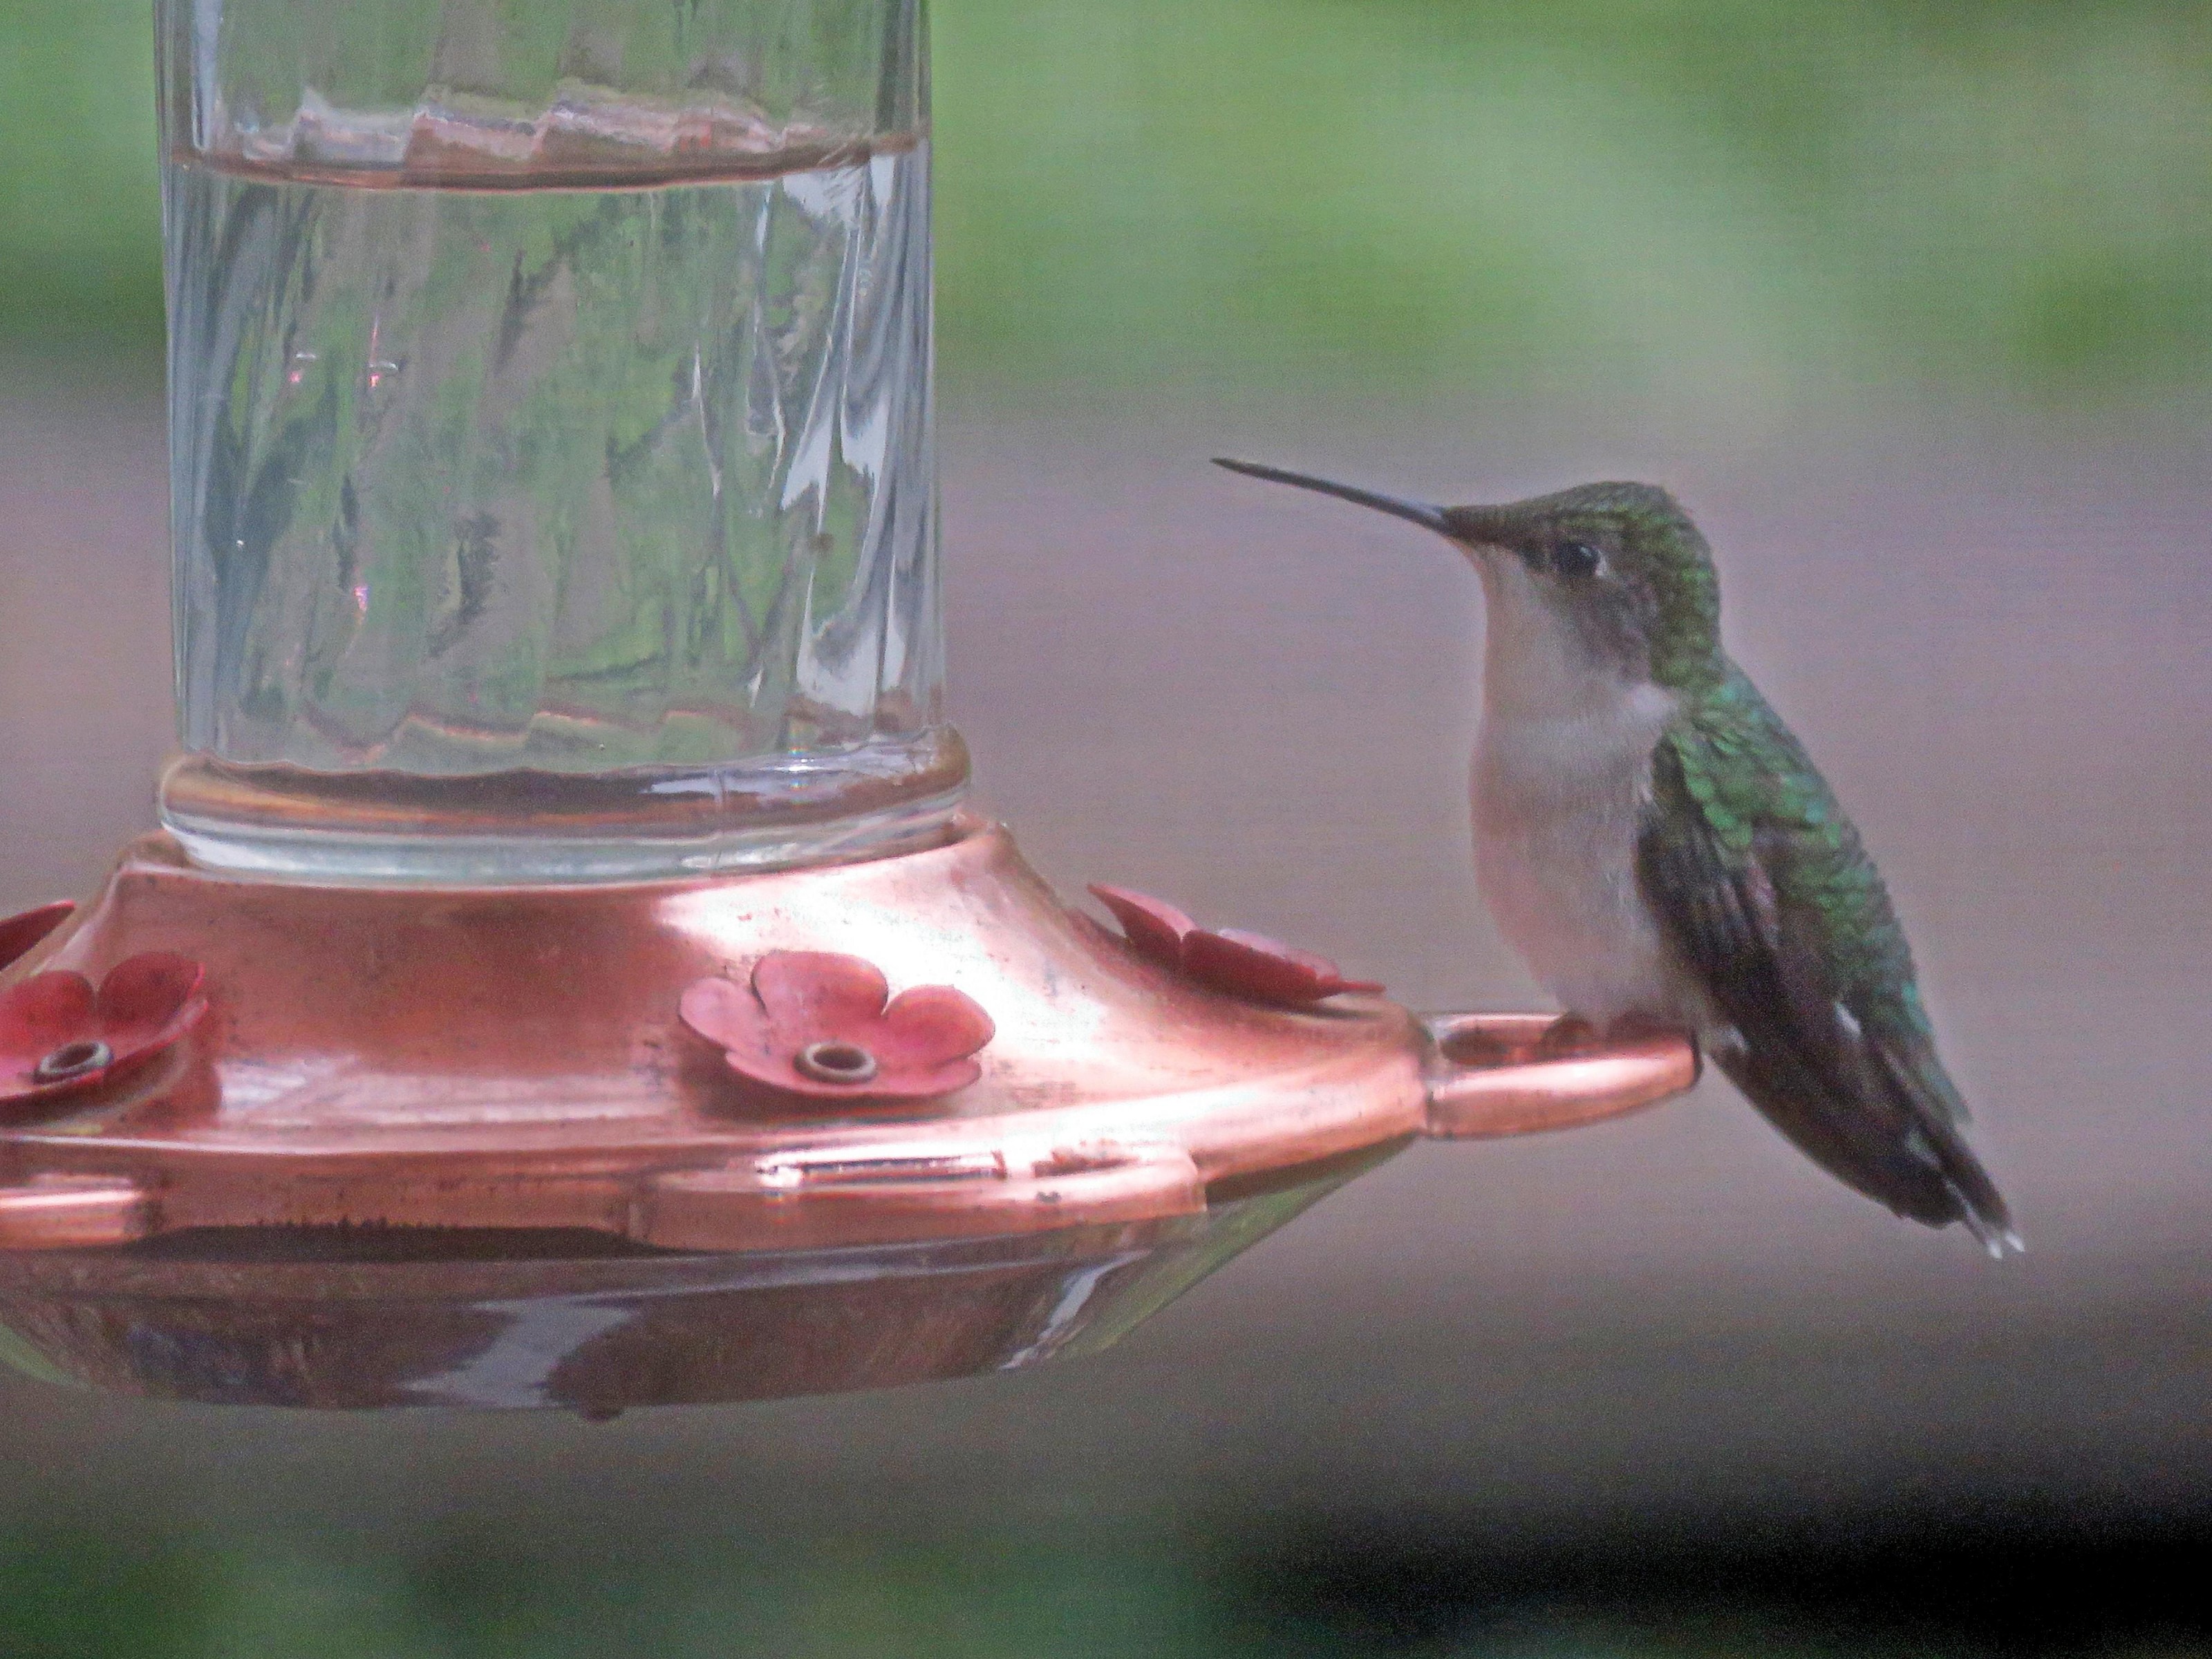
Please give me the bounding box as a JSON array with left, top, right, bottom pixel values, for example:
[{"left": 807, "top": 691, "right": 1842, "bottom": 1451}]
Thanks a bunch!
[{"left": 155, "top": 0, "right": 959, "bottom": 882}]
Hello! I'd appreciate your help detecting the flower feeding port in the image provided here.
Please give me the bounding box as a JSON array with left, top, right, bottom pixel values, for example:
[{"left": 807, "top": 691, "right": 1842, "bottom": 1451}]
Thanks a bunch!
[{"left": 0, "top": 0, "right": 1696, "bottom": 1412}]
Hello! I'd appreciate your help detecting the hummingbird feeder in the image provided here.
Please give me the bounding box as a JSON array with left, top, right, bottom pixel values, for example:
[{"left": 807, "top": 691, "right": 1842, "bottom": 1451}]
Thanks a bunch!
[{"left": 0, "top": 0, "right": 1694, "bottom": 1412}]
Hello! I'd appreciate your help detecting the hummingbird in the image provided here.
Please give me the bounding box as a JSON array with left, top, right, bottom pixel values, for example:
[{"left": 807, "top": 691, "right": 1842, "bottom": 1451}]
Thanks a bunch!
[{"left": 1215, "top": 458, "right": 2015, "bottom": 1254}]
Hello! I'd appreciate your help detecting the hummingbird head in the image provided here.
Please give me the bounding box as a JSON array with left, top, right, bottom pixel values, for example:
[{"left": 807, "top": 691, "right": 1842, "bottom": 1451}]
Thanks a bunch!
[{"left": 1214, "top": 460, "right": 1723, "bottom": 696}]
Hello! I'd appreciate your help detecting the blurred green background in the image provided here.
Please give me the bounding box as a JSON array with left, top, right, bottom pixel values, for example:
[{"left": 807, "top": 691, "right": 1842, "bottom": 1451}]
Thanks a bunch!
[
  {"left": 5, "top": 2, "right": 2211, "bottom": 1655},
  {"left": 6, "top": 0, "right": 2210, "bottom": 413}
]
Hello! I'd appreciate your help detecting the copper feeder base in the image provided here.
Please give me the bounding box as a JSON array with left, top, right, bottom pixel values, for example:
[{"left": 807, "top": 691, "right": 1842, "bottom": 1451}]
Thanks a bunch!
[{"left": 0, "top": 816, "right": 1694, "bottom": 1412}]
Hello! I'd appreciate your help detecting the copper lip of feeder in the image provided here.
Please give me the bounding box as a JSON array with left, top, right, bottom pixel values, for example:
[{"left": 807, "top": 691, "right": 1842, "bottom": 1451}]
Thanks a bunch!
[{"left": 0, "top": 811, "right": 1694, "bottom": 1413}]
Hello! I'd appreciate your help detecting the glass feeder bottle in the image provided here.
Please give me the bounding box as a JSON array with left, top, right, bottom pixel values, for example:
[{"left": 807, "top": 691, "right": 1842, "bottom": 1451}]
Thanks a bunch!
[{"left": 155, "top": 0, "right": 960, "bottom": 882}]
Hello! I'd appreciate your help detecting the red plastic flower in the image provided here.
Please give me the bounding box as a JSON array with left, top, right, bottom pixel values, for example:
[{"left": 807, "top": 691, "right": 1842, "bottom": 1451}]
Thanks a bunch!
[
  {"left": 1088, "top": 885, "right": 1383, "bottom": 1006},
  {"left": 0, "top": 902, "right": 73, "bottom": 975},
  {"left": 680, "top": 950, "right": 995, "bottom": 1103},
  {"left": 0, "top": 952, "right": 209, "bottom": 1109}
]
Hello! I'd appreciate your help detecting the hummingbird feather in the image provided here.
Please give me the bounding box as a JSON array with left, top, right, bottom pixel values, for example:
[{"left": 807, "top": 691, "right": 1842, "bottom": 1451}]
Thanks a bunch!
[{"left": 1640, "top": 666, "right": 2014, "bottom": 1250}]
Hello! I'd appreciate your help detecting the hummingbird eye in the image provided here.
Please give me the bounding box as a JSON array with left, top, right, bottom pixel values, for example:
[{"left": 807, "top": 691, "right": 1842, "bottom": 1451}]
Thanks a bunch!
[{"left": 1550, "top": 541, "right": 1604, "bottom": 579}]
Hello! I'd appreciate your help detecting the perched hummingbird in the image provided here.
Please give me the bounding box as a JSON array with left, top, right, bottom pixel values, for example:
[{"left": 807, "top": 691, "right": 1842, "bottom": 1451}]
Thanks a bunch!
[{"left": 1215, "top": 458, "right": 2015, "bottom": 1253}]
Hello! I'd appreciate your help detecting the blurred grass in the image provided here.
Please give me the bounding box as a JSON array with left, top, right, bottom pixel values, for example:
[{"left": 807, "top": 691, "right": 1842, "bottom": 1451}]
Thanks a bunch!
[
  {"left": 5, "top": 1528, "right": 1215, "bottom": 1659},
  {"left": 937, "top": 0, "right": 2212, "bottom": 409},
  {"left": 3, "top": 1, "right": 2209, "bottom": 414},
  {"left": 4, "top": 1521, "right": 2208, "bottom": 1658}
]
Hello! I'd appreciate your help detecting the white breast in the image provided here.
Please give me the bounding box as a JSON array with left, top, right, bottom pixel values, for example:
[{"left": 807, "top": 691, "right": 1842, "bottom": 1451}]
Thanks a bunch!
[{"left": 1465, "top": 565, "right": 1685, "bottom": 1026}]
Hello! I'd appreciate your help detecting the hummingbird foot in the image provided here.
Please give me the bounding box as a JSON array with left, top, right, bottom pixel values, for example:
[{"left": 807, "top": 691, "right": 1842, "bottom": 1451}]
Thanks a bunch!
[
  {"left": 1532, "top": 1014, "right": 1601, "bottom": 1058},
  {"left": 1534, "top": 1012, "right": 1691, "bottom": 1058},
  {"left": 1606, "top": 1011, "right": 1694, "bottom": 1044}
]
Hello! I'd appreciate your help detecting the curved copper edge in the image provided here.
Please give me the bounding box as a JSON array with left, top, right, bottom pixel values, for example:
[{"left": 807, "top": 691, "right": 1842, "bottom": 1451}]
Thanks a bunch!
[
  {"left": 638, "top": 1140, "right": 1206, "bottom": 1252},
  {"left": 0, "top": 1206, "right": 1273, "bottom": 1412},
  {"left": 1420, "top": 1013, "right": 1700, "bottom": 1139},
  {"left": 0, "top": 1177, "right": 152, "bottom": 1250},
  {"left": 0, "top": 823, "right": 1700, "bottom": 1255}
]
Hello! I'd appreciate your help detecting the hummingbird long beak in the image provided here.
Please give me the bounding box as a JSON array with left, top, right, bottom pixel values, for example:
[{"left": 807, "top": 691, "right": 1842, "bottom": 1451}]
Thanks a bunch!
[{"left": 1212, "top": 458, "right": 1453, "bottom": 536}]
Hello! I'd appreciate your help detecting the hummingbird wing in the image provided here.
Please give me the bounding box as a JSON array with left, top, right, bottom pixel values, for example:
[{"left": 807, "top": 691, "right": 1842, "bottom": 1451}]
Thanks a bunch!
[{"left": 1638, "top": 669, "right": 2014, "bottom": 1250}]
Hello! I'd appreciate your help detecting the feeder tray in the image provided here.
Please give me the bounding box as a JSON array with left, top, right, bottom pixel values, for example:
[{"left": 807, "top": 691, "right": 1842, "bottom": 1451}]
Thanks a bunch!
[{"left": 0, "top": 818, "right": 1694, "bottom": 1410}]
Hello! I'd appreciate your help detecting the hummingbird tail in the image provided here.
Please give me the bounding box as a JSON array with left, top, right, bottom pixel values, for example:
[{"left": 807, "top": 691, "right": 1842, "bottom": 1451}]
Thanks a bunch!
[
  {"left": 1873, "top": 1038, "right": 2021, "bottom": 1256},
  {"left": 1714, "top": 1036, "right": 2018, "bottom": 1256},
  {"left": 1959, "top": 1203, "right": 2025, "bottom": 1260}
]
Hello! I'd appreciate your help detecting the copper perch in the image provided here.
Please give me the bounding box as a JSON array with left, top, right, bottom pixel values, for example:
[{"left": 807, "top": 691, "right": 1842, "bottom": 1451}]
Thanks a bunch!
[{"left": 0, "top": 814, "right": 1695, "bottom": 1409}]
